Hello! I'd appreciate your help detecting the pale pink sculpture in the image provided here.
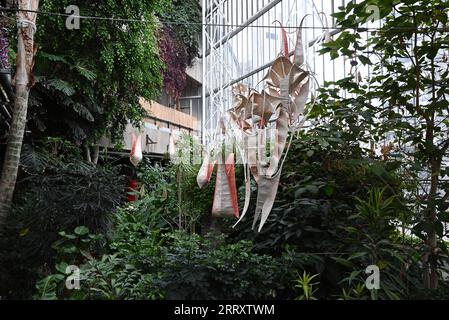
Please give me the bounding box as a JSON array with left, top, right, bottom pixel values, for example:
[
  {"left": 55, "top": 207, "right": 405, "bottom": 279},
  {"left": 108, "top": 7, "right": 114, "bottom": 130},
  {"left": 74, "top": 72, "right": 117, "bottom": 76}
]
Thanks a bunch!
[
  {"left": 198, "top": 23, "right": 310, "bottom": 231},
  {"left": 130, "top": 133, "right": 143, "bottom": 167}
]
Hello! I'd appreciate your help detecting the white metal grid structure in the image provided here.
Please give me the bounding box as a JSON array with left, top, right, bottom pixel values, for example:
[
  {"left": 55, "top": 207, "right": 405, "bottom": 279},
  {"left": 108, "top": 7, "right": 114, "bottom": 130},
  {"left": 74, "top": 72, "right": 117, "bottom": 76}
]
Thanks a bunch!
[{"left": 201, "top": 0, "right": 358, "bottom": 143}]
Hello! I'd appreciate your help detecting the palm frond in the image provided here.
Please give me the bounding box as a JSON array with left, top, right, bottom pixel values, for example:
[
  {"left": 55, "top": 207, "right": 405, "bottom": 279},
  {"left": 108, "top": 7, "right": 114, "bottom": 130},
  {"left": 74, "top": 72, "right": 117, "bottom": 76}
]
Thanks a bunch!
[
  {"left": 73, "top": 62, "right": 97, "bottom": 81},
  {"left": 46, "top": 79, "right": 76, "bottom": 97},
  {"left": 20, "top": 144, "right": 50, "bottom": 174},
  {"left": 39, "top": 52, "right": 68, "bottom": 64},
  {"left": 72, "top": 103, "right": 95, "bottom": 122}
]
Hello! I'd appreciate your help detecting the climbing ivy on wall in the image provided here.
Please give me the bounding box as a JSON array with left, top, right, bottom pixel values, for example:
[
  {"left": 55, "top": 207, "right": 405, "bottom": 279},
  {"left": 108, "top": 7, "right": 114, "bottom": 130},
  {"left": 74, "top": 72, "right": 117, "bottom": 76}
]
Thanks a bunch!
[
  {"left": 0, "top": 23, "right": 9, "bottom": 69},
  {"left": 158, "top": 0, "right": 202, "bottom": 65},
  {"left": 3, "top": 0, "right": 200, "bottom": 143},
  {"left": 15, "top": 0, "right": 170, "bottom": 144},
  {"left": 157, "top": 25, "right": 189, "bottom": 104},
  {"left": 157, "top": 0, "right": 201, "bottom": 103}
]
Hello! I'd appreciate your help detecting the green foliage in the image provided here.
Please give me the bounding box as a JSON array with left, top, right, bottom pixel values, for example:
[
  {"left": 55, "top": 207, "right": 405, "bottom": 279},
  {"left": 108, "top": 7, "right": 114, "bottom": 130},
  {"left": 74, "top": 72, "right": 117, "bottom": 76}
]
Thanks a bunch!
[
  {"left": 35, "top": 226, "right": 106, "bottom": 300},
  {"left": 35, "top": 212, "right": 290, "bottom": 300},
  {"left": 79, "top": 254, "right": 163, "bottom": 300},
  {"left": 233, "top": 132, "right": 422, "bottom": 299},
  {"left": 336, "top": 283, "right": 368, "bottom": 300},
  {"left": 136, "top": 137, "right": 215, "bottom": 232},
  {"left": 317, "top": 0, "right": 449, "bottom": 289},
  {"left": 36, "top": 224, "right": 164, "bottom": 300},
  {"left": 353, "top": 187, "right": 398, "bottom": 237},
  {"left": 32, "top": 168, "right": 312, "bottom": 300},
  {"left": 333, "top": 186, "right": 422, "bottom": 300},
  {"left": 150, "top": 232, "right": 282, "bottom": 299},
  {"left": 0, "top": 139, "right": 126, "bottom": 299},
  {"left": 158, "top": 0, "right": 201, "bottom": 65},
  {"left": 21, "top": 0, "right": 169, "bottom": 144},
  {"left": 294, "top": 272, "right": 320, "bottom": 300},
  {"left": 53, "top": 226, "right": 106, "bottom": 265}
]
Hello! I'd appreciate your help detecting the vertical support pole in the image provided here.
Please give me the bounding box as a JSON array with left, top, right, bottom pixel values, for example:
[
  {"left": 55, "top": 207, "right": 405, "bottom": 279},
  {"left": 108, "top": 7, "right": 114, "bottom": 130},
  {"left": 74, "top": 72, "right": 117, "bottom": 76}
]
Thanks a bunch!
[{"left": 201, "top": 0, "right": 207, "bottom": 144}]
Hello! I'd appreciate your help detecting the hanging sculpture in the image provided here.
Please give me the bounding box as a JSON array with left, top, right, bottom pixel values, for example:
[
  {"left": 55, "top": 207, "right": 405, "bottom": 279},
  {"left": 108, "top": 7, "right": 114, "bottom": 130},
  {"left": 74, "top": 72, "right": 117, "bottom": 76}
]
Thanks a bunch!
[
  {"left": 130, "top": 132, "right": 143, "bottom": 166},
  {"left": 197, "top": 23, "right": 313, "bottom": 232}
]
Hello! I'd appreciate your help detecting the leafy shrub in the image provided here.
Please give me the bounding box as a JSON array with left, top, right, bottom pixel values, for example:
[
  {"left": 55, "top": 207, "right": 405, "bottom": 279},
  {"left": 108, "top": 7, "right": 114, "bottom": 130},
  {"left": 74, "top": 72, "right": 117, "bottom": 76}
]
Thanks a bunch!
[
  {"left": 232, "top": 132, "right": 423, "bottom": 299},
  {"left": 34, "top": 226, "right": 106, "bottom": 300},
  {"left": 0, "top": 141, "right": 126, "bottom": 299},
  {"left": 152, "top": 232, "right": 282, "bottom": 299},
  {"left": 158, "top": 0, "right": 201, "bottom": 65},
  {"left": 35, "top": 203, "right": 297, "bottom": 300},
  {"left": 137, "top": 142, "right": 215, "bottom": 233}
]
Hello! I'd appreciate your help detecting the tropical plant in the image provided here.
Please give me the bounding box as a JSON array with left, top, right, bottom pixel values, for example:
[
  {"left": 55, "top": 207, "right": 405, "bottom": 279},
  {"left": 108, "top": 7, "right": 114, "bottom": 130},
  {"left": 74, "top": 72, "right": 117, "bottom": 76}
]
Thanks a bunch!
[
  {"left": 157, "top": 25, "right": 189, "bottom": 105},
  {"left": 136, "top": 136, "right": 215, "bottom": 233},
  {"left": 333, "top": 187, "right": 422, "bottom": 300},
  {"left": 35, "top": 224, "right": 291, "bottom": 300},
  {"left": 158, "top": 0, "right": 201, "bottom": 65},
  {"left": 0, "top": 0, "right": 39, "bottom": 229},
  {"left": 319, "top": 0, "right": 449, "bottom": 289},
  {"left": 336, "top": 283, "right": 368, "bottom": 300},
  {"left": 0, "top": 139, "right": 126, "bottom": 299},
  {"left": 34, "top": 226, "right": 105, "bottom": 300},
  {"left": 232, "top": 131, "right": 419, "bottom": 299},
  {"left": 294, "top": 271, "right": 320, "bottom": 300},
  {"left": 25, "top": 0, "right": 168, "bottom": 145}
]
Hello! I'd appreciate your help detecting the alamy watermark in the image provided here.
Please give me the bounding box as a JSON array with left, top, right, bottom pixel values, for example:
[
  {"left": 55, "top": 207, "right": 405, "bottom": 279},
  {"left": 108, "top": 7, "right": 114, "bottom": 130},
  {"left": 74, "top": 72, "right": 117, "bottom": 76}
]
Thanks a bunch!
[
  {"left": 65, "top": 265, "right": 80, "bottom": 290},
  {"left": 365, "top": 264, "right": 380, "bottom": 290},
  {"left": 65, "top": 5, "right": 80, "bottom": 30}
]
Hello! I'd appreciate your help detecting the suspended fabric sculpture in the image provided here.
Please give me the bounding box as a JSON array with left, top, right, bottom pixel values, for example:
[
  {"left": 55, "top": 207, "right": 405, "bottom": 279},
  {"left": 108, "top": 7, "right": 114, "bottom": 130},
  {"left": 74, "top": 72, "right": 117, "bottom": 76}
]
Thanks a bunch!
[
  {"left": 168, "top": 133, "right": 177, "bottom": 158},
  {"left": 197, "top": 22, "right": 316, "bottom": 232},
  {"left": 130, "top": 132, "right": 143, "bottom": 167}
]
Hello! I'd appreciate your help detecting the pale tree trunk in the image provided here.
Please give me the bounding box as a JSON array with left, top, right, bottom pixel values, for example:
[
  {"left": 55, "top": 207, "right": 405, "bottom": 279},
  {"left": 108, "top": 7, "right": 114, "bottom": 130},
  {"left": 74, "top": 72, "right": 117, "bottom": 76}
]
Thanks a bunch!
[
  {"left": 84, "top": 143, "right": 92, "bottom": 163},
  {"left": 0, "top": 0, "right": 39, "bottom": 225},
  {"left": 177, "top": 166, "right": 183, "bottom": 231},
  {"left": 91, "top": 145, "right": 100, "bottom": 164},
  {"left": 83, "top": 144, "right": 100, "bottom": 164},
  {"left": 424, "top": 158, "right": 440, "bottom": 290}
]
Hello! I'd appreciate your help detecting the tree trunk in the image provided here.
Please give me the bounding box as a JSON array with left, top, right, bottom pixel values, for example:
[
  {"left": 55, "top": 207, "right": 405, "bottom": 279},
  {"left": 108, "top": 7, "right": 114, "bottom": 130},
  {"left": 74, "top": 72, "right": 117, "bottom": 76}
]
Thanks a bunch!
[
  {"left": 91, "top": 145, "right": 100, "bottom": 164},
  {"left": 177, "top": 166, "right": 183, "bottom": 231},
  {"left": 425, "top": 159, "right": 440, "bottom": 289},
  {"left": 84, "top": 144, "right": 100, "bottom": 164},
  {"left": 0, "top": 0, "right": 39, "bottom": 224},
  {"left": 83, "top": 143, "right": 91, "bottom": 163}
]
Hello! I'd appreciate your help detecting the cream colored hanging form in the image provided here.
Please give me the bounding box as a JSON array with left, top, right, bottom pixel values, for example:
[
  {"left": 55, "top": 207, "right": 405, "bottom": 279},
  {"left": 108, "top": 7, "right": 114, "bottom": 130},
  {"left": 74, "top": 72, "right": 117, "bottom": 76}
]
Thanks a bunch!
[{"left": 197, "top": 22, "right": 314, "bottom": 232}]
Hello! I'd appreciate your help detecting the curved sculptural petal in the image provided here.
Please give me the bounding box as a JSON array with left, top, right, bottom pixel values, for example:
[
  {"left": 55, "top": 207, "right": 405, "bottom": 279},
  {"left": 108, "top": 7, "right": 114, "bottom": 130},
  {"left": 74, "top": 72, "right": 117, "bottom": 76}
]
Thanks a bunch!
[
  {"left": 202, "top": 20, "right": 312, "bottom": 232},
  {"left": 291, "top": 79, "right": 310, "bottom": 125},
  {"left": 233, "top": 165, "right": 251, "bottom": 228},
  {"left": 224, "top": 153, "right": 239, "bottom": 218},
  {"left": 288, "top": 65, "right": 309, "bottom": 93},
  {"left": 265, "top": 56, "right": 309, "bottom": 95},
  {"left": 265, "top": 56, "right": 293, "bottom": 88},
  {"left": 197, "top": 153, "right": 216, "bottom": 188},
  {"left": 251, "top": 92, "right": 277, "bottom": 127},
  {"left": 252, "top": 170, "right": 282, "bottom": 232},
  {"left": 211, "top": 152, "right": 239, "bottom": 218},
  {"left": 266, "top": 107, "right": 289, "bottom": 177}
]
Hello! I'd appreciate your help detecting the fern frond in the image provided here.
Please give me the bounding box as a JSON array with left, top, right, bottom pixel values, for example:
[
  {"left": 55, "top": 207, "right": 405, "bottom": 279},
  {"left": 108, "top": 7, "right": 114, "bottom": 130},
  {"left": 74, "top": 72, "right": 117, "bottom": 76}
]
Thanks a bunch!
[
  {"left": 72, "top": 103, "right": 95, "bottom": 122},
  {"left": 20, "top": 144, "right": 50, "bottom": 174},
  {"left": 74, "top": 63, "right": 97, "bottom": 81},
  {"left": 39, "top": 52, "right": 68, "bottom": 64},
  {"left": 46, "top": 79, "right": 76, "bottom": 96}
]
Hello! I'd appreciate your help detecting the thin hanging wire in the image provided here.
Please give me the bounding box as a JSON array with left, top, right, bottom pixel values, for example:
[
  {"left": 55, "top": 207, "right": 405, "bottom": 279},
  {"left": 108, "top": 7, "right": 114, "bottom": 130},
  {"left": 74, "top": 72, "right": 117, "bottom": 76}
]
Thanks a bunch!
[{"left": 0, "top": 7, "right": 448, "bottom": 32}]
